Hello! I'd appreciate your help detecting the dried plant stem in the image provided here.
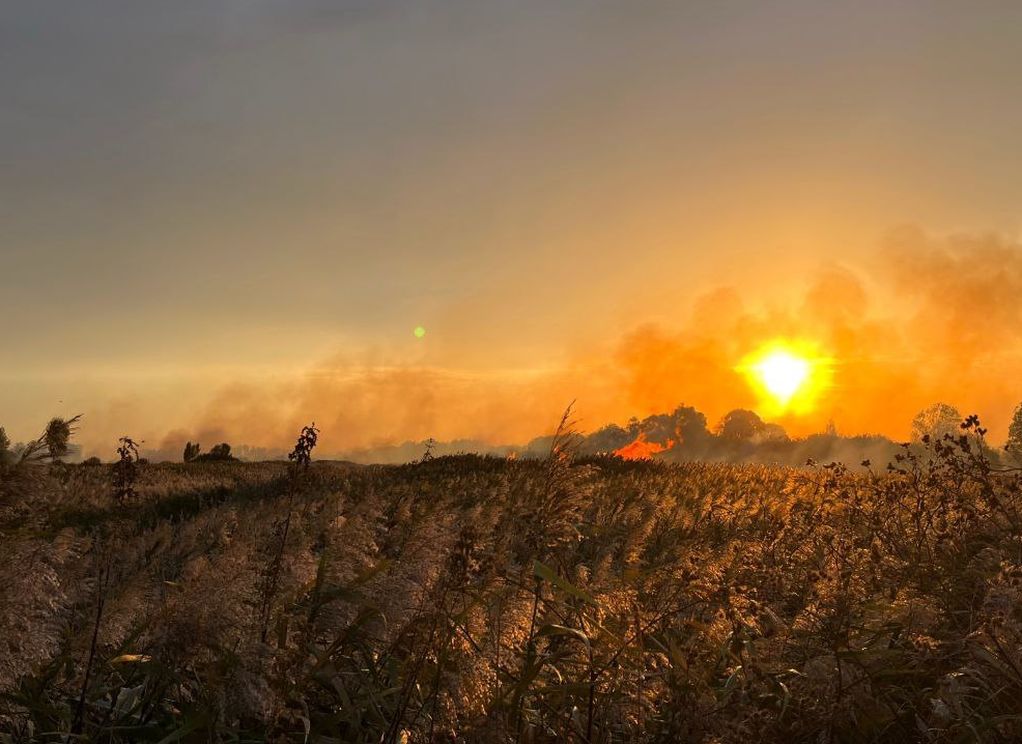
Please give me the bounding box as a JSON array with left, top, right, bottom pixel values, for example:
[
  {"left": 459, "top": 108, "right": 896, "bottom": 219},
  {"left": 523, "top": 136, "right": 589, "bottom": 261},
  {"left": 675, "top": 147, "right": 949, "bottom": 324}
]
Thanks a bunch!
[{"left": 72, "top": 561, "right": 108, "bottom": 735}]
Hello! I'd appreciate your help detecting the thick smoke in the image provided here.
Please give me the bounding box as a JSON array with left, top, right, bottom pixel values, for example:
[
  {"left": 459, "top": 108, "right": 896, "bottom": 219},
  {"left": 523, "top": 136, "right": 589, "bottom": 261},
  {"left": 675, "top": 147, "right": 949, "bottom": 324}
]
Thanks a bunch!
[{"left": 120, "top": 228, "right": 1022, "bottom": 462}]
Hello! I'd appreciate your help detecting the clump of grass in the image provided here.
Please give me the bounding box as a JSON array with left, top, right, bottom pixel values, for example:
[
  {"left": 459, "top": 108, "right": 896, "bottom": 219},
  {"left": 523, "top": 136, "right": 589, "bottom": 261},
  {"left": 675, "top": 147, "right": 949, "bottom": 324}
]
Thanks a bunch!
[{"left": 0, "top": 415, "right": 81, "bottom": 520}]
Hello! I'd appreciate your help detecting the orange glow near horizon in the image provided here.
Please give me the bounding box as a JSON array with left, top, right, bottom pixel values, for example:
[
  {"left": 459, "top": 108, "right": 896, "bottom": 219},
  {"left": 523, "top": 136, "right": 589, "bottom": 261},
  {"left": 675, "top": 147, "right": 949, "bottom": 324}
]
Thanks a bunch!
[
  {"left": 738, "top": 340, "right": 832, "bottom": 417},
  {"left": 613, "top": 433, "right": 674, "bottom": 460}
]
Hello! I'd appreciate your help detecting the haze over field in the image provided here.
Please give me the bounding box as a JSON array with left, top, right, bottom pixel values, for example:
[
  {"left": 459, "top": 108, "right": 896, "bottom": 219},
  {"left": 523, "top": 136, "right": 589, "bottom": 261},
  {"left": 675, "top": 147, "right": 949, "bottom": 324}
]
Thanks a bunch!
[{"left": 3, "top": 1, "right": 1022, "bottom": 457}]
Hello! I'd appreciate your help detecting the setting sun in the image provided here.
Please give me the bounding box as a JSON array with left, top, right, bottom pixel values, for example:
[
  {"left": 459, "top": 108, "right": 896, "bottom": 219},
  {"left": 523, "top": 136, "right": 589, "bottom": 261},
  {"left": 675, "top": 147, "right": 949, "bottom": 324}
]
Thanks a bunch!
[
  {"left": 738, "top": 340, "right": 830, "bottom": 415},
  {"left": 754, "top": 350, "right": 810, "bottom": 404}
]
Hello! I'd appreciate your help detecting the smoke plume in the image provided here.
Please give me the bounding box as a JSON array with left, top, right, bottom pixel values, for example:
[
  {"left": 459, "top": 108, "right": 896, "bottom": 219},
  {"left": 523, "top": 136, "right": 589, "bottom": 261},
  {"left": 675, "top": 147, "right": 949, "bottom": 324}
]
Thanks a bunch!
[{"left": 78, "top": 228, "right": 1022, "bottom": 461}]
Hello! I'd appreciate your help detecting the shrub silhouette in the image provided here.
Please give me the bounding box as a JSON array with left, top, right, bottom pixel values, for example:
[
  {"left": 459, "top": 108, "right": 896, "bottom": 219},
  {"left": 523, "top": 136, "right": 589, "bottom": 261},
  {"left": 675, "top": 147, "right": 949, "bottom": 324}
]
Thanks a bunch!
[
  {"left": 182, "top": 441, "right": 200, "bottom": 463},
  {"left": 189, "top": 442, "right": 237, "bottom": 462},
  {"left": 112, "top": 437, "right": 142, "bottom": 504}
]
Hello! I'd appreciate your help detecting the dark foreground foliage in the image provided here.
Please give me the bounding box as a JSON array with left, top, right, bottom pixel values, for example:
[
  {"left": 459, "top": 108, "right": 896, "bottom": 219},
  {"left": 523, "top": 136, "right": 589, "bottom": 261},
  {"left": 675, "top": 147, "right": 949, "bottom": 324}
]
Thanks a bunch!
[{"left": 3, "top": 426, "right": 1022, "bottom": 742}]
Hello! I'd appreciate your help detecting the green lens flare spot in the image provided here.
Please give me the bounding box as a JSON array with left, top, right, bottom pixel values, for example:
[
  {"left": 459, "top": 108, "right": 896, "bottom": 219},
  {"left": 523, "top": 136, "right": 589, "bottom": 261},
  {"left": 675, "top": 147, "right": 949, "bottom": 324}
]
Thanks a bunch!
[{"left": 413, "top": 325, "right": 427, "bottom": 339}]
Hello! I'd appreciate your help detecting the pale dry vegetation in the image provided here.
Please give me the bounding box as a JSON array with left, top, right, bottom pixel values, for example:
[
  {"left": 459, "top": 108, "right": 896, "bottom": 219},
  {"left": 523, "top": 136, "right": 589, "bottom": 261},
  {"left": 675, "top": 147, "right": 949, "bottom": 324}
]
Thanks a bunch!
[{"left": 2, "top": 418, "right": 1022, "bottom": 742}]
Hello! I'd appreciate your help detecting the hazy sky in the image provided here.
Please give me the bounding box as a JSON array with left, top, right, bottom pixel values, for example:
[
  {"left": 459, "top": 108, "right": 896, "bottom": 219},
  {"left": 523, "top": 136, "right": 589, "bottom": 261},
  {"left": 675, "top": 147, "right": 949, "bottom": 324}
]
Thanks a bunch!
[{"left": 4, "top": 1, "right": 1022, "bottom": 455}]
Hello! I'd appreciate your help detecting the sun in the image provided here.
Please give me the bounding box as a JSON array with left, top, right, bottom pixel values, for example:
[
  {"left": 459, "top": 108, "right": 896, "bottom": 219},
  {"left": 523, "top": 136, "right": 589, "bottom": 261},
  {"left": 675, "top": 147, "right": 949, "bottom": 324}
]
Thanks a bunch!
[
  {"left": 754, "top": 350, "right": 810, "bottom": 404},
  {"left": 737, "top": 340, "right": 830, "bottom": 415}
]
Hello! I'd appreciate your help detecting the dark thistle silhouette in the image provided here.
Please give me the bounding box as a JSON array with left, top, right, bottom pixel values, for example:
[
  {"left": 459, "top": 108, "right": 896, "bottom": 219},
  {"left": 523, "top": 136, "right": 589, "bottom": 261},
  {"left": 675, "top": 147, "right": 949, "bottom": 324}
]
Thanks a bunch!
[
  {"left": 260, "top": 422, "right": 319, "bottom": 644},
  {"left": 112, "top": 437, "right": 142, "bottom": 504}
]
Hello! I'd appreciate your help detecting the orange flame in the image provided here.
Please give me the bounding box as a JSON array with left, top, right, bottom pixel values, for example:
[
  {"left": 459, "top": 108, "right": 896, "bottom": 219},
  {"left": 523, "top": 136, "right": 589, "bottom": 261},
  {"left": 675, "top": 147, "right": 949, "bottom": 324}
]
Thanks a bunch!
[{"left": 613, "top": 433, "right": 674, "bottom": 460}]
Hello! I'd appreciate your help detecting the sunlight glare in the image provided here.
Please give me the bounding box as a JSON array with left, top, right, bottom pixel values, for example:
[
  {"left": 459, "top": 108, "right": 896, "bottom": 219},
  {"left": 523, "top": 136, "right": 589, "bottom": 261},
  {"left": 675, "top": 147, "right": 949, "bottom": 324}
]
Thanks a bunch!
[
  {"left": 754, "top": 350, "right": 810, "bottom": 404},
  {"left": 738, "top": 340, "right": 830, "bottom": 415}
]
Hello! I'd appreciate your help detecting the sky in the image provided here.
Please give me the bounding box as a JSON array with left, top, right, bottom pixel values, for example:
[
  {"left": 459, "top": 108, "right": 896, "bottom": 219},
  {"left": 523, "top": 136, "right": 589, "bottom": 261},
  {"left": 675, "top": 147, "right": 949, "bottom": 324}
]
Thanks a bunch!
[{"left": 3, "top": 1, "right": 1022, "bottom": 458}]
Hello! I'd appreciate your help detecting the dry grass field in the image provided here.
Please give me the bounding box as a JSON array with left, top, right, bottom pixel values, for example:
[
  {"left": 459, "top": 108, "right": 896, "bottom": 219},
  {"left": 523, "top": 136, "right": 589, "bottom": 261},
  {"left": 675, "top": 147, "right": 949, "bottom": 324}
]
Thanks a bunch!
[{"left": 2, "top": 420, "right": 1022, "bottom": 742}]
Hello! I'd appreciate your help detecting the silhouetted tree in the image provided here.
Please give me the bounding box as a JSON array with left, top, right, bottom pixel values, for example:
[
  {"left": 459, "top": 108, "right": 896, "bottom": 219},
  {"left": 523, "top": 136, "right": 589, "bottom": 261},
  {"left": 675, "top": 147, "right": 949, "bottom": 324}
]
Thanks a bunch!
[
  {"left": 626, "top": 417, "right": 640, "bottom": 436},
  {"left": 583, "top": 424, "right": 633, "bottom": 454},
  {"left": 639, "top": 412, "right": 683, "bottom": 444},
  {"left": 0, "top": 427, "right": 8, "bottom": 465},
  {"left": 210, "top": 443, "right": 231, "bottom": 459},
  {"left": 183, "top": 441, "right": 201, "bottom": 463},
  {"left": 672, "top": 405, "right": 712, "bottom": 445},
  {"left": 580, "top": 405, "right": 711, "bottom": 456},
  {"left": 911, "top": 403, "right": 962, "bottom": 442},
  {"left": 82, "top": 456, "right": 102, "bottom": 466},
  {"left": 717, "top": 409, "right": 765, "bottom": 441},
  {"left": 1007, "top": 403, "right": 1022, "bottom": 465},
  {"left": 192, "top": 442, "right": 236, "bottom": 462}
]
